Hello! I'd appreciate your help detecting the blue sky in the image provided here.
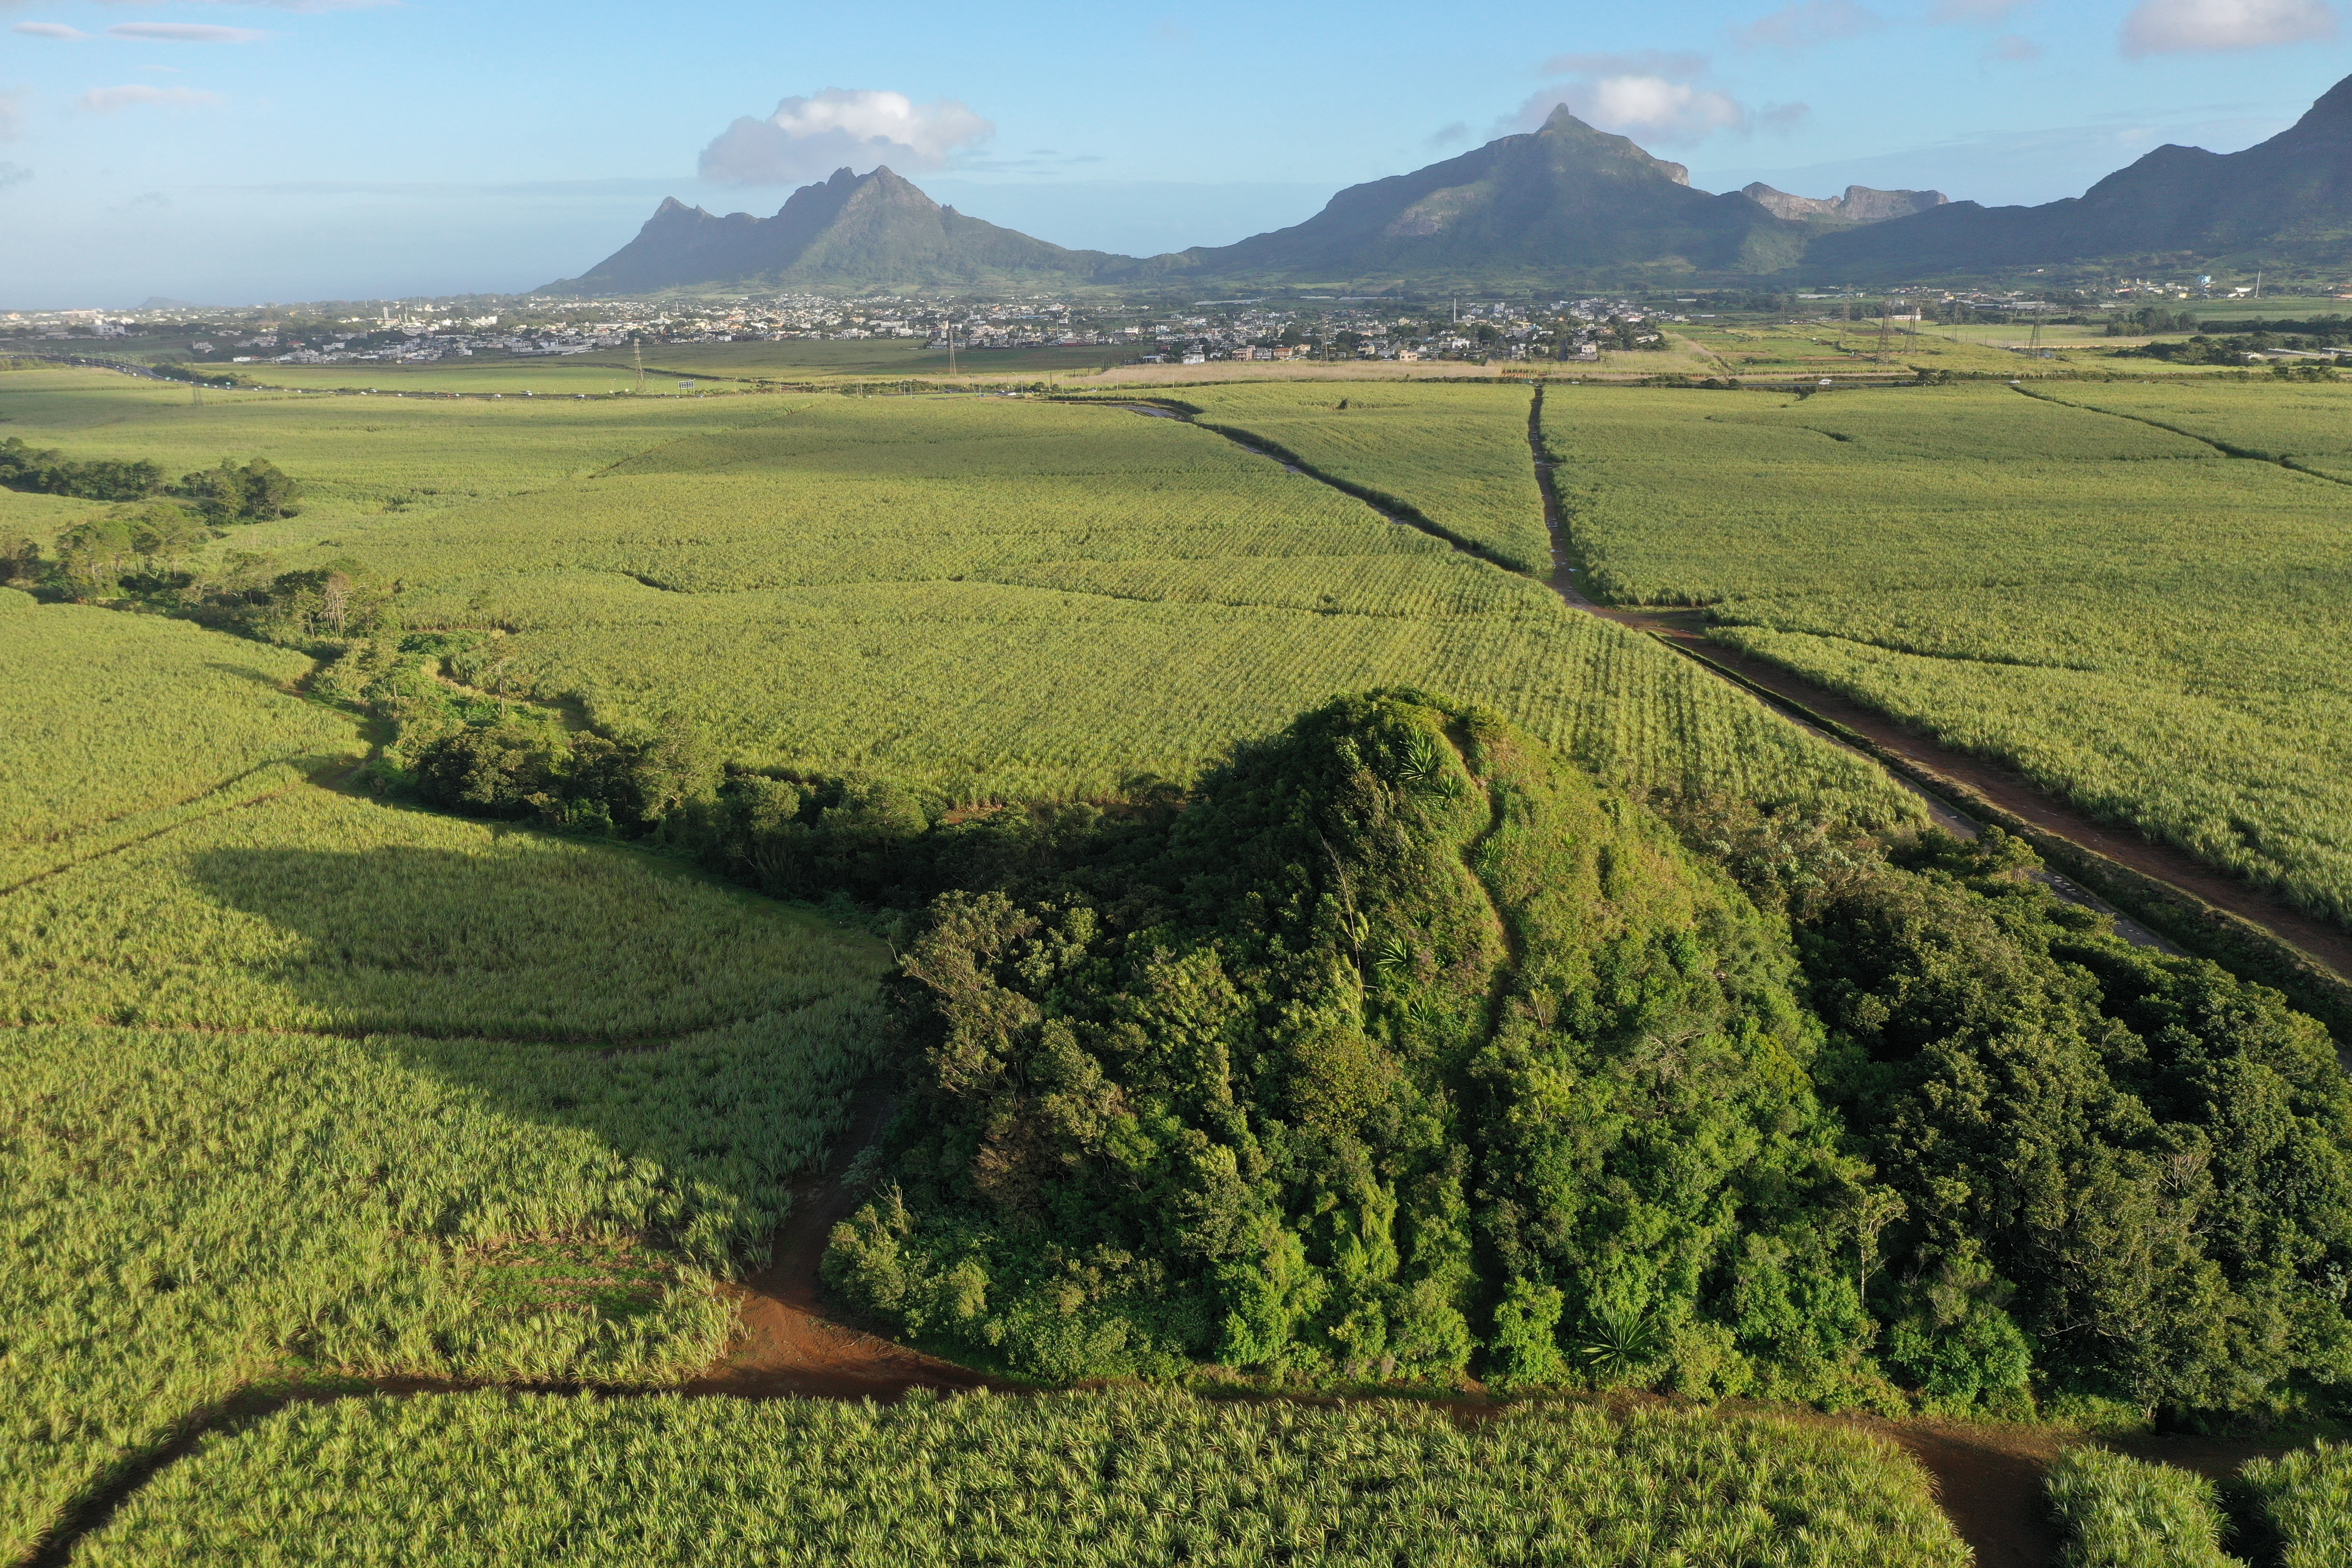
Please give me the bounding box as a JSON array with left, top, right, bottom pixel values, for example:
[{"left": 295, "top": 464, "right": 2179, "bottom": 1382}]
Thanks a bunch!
[{"left": 2, "top": 0, "right": 2347, "bottom": 306}]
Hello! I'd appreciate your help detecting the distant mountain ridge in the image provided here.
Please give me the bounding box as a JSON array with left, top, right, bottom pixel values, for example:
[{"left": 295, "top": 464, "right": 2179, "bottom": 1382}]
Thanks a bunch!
[
  {"left": 542, "top": 73, "right": 2352, "bottom": 294},
  {"left": 1811, "top": 74, "right": 2352, "bottom": 276},
  {"left": 1740, "top": 183, "right": 1946, "bottom": 224},
  {"left": 542, "top": 166, "right": 1136, "bottom": 293}
]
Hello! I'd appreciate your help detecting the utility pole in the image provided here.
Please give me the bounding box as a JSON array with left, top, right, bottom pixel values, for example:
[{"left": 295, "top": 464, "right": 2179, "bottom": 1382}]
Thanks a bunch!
[
  {"left": 632, "top": 339, "right": 644, "bottom": 395},
  {"left": 947, "top": 319, "right": 957, "bottom": 378},
  {"left": 2255, "top": 266, "right": 2264, "bottom": 300},
  {"left": 1876, "top": 300, "right": 1892, "bottom": 363}
]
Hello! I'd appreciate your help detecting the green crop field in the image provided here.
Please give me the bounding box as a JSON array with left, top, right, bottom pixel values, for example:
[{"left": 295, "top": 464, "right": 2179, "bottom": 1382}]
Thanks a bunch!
[
  {"left": 0, "top": 366, "right": 783, "bottom": 542},
  {"left": 0, "top": 602, "right": 892, "bottom": 1561},
  {"left": 1538, "top": 380, "right": 2352, "bottom": 929},
  {"left": 0, "top": 593, "right": 359, "bottom": 887},
  {"left": 68, "top": 1389, "right": 1969, "bottom": 1568},
  {"left": 288, "top": 391, "right": 1906, "bottom": 816},
  {"left": 2047, "top": 380, "right": 2352, "bottom": 482},
  {"left": 1174, "top": 382, "right": 1554, "bottom": 572}
]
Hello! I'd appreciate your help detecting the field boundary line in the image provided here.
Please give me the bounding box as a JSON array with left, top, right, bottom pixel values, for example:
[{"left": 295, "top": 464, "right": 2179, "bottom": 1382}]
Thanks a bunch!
[
  {"left": 0, "top": 759, "right": 357, "bottom": 898},
  {"left": 1100, "top": 399, "right": 1528, "bottom": 574},
  {"left": 2009, "top": 382, "right": 2352, "bottom": 487},
  {"left": 1529, "top": 385, "right": 2352, "bottom": 1034},
  {"left": 0, "top": 993, "right": 847, "bottom": 1054},
  {"left": 1653, "top": 631, "right": 2352, "bottom": 1037}
]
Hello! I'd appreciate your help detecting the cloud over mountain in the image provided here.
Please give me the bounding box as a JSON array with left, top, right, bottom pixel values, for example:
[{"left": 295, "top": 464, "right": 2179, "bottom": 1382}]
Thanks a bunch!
[
  {"left": 2120, "top": 0, "right": 2337, "bottom": 54},
  {"left": 698, "top": 89, "right": 992, "bottom": 186}
]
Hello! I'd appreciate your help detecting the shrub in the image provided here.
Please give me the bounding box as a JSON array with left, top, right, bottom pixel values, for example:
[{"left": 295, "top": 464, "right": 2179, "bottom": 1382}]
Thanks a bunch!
[{"left": 2046, "top": 1446, "right": 2241, "bottom": 1568}]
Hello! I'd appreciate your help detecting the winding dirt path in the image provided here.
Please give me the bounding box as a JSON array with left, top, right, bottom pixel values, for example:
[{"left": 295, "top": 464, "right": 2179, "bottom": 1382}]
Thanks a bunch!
[{"left": 685, "top": 1096, "right": 1001, "bottom": 1401}]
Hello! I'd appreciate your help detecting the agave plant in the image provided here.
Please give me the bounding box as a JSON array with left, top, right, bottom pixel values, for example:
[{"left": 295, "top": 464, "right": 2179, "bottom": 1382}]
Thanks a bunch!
[{"left": 1576, "top": 1298, "right": 1662, "bottom": 1384}]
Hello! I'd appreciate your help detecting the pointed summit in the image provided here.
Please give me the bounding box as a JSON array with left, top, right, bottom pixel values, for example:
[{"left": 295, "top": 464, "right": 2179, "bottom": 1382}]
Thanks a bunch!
[
  {"left": 542, "top": 166, "right": 1123, "bottom": 294},
  {"left": 1173, "top": 110, "right": 1783, "bottom": 283}
]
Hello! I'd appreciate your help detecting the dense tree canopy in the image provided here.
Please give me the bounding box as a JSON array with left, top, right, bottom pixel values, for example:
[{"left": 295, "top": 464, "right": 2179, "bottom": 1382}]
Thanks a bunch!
[{"left": 818, "top": 695, "right": 2352, "bottom": 1418}]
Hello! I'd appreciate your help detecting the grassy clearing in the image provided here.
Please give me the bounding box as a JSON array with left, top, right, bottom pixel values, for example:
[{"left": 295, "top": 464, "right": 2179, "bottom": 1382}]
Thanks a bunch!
[
  {"left": 0, "top": 999, "right": 881, "bottom": 1563},
  {"left": 70, "top": 1389, "right": 1969, "bottom": 1568},
  {"left": 0, "top": 592, "right": 360, "bottom": 888},
  {"left": 0, "top": 781, "right": 883, "bottom": 1038},
  {"left": 1540, "top": 381, "right": 2352, "bottom": 929},
  {"left": 334, "top": 393, "right": 1908, "bottom": 819},
  {"left": 2045, "top": 1447, "right": 2241, "bottom": 1567},
  {"left": 1173, "top": 381, "right": 1553, "bottom": 572},
  {"left": 1680, "top": 321, "right": 2032, "bottom": 377}
]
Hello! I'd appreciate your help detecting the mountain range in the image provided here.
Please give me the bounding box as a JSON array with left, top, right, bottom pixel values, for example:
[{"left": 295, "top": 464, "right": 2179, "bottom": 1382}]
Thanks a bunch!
[{"left": 541, "top": 74, "right": 2352, "bottom": 295}]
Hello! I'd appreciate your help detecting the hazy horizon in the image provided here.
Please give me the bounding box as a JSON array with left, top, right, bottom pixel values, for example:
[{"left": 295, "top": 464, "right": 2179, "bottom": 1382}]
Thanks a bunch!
[{"left": 3, "top": 0, "right": 2348, "bottom": 308}]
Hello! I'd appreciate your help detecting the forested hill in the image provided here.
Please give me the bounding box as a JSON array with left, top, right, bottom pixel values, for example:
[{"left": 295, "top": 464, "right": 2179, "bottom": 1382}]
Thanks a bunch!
[{"left": 828, "top": 692, "right": 2352, "bottom": 1415}]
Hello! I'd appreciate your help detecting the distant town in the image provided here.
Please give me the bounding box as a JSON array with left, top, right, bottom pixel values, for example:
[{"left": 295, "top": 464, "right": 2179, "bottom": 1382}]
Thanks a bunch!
[{"left": 0, "top": 277, "right": 2285, "bottom": 375}]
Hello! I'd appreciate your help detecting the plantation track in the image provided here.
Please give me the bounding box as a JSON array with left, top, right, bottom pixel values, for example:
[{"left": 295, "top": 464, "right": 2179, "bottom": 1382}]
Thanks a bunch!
[
  {"left": 1514, "top": 386, "right": 2352, "bottom": 987},
  {"left": 9, "top": 1070, "right": 2294, "bottom": 1568},
  {"left": 1118, "top": 395, "right": 2344, "bottom": 974}
]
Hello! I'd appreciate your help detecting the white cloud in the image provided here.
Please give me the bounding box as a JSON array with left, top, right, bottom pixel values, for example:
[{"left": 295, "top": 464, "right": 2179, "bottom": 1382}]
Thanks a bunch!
[
  {"left": 108, "top": 22, "right": 273, "bottom": 41},
  {"left": 1758, "top": 101, "right": 1812, "bottom": 134},
  {"left": 0, "top": 161, "right": 28, "bottom": 190},
  {"left": 1930, "top": 0, "right": 2030, "bottom": 19},
  {"left": 698, "top": 88, "right": 993, "bottom": 185},
  {"left": 1540, "top": 76, "right": 1752, "bottom": 146},
  {"left": 12, "top": 22, "right": 90, "bottom": 39},
  {"left": 2121, "top": 0, "right": 2337, "bottom": 53},
  {"left": 77, "top": 83, "right": 224, "bottom": 111},
  {"left": 1524, "top": 51, "right": 1764, "bottom": 147},
  {"left": 1988, "top": 31, "right": 2043, "bottom": 59},
  {"left": 1730, "top": 0, "right": 1885, "bottom": 50},
  {"left": 0, "top": 90, "right": 26, "bottom": 141}
]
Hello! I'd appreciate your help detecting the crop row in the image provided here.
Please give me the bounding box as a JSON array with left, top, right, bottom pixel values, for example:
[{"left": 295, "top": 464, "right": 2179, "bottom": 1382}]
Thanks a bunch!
[{"left": 67, "top": 1388, "right": 1969, "bottom": 1567}]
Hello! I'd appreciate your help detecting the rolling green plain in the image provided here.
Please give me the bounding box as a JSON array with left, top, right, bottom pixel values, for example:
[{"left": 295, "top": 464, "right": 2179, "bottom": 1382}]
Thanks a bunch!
[
  {"left": 0, "top": 370, "right": 1902, "bottom": 814},
  {"left": 7, "top": 355, "right": 2352, "bottom": 1564}
]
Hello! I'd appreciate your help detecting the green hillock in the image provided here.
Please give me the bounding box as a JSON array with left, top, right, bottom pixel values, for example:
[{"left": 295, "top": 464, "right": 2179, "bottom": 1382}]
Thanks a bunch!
[
  {"left": 830, "top": 691, "right": 2352, "bottom": 1416},
  {"left": 828, "top": 690, "right": 1874, "bottom": 1395}
]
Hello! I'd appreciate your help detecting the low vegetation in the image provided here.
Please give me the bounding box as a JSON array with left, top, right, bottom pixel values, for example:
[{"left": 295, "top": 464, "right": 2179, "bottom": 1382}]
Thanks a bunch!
[
  {"left": 1169, "top": 382, "right": 1553, "bottom": 574},
  {"left": 0, "top": 597, "right": 894, "bottom": 1561},
  {"left": 0, "top": 592, "right": 359, "bottom": 888},
  {"left": 70, "top": 1389, "right": 1970, "bottom": 1567},
  {"left": 314, "top": 392, "right": 1907, "bottom": 815},
  {"left": 2044, "top": 1447, "right": 2239, "bottom": 1568},
  {"left": 2232, "top": 1439, "right": 2352, "bottom": 1567}
]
